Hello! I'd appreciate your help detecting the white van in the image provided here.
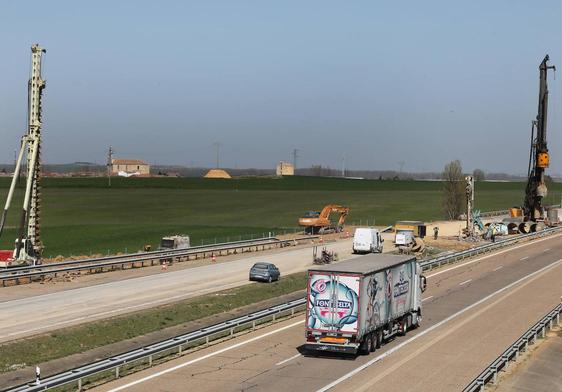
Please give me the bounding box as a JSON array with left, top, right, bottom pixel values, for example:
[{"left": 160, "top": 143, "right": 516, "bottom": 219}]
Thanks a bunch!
[{"left": 352, "top": 228, "right": 383, "bottom": 254}]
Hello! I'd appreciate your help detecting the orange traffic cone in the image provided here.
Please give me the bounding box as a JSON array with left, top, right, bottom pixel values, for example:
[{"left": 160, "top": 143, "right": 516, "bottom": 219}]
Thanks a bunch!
[
  {"left": 211, "top": 254, "right": 217, "bottom": 262},
  {"left": 161, "top": 261, "right": 168, "bottom": 271}
]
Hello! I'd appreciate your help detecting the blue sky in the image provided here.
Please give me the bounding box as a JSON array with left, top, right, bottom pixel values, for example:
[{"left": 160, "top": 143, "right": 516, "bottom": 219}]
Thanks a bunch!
[{"left": 1, "top": 1, "right": 562, "bottom": 174}]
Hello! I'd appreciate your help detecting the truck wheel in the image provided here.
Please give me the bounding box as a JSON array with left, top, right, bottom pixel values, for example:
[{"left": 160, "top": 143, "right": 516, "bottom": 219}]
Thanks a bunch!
[
  {"left": 360, "top": 336, "right": 371, "bottom": 355},
  {"left": 376, "top": 330, "right": 383, "bottom": 348},
  {"left": 268, "top": 276, "right": 272, "bottom": 283},
  {"left": 414, "top": 312, "right": 422, "bottom": 328},
  {"left": 400, "top": 315, "right": 411, "bottom": 335},
  {"left": 369, "top": 333, "right": 377, "bottom": 352},
  {"left": 398, "top": 317, "right": 407, "bottom": 336}
]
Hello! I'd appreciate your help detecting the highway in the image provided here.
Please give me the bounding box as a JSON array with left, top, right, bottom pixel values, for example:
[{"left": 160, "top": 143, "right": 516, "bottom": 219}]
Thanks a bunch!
[
  {"left": 0, "top": 239, "right": 356, "bottom": 343},
  {"left": 92, "top": 233, "right": 562, "bottom": 392},
  {"left": 0, "top": 217, "right": 493, "bottom": 343}
]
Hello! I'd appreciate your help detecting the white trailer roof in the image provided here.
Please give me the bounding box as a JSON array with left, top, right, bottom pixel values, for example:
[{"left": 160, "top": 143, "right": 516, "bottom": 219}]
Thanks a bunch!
[{"left": 309, "top": 254, "right": 416, "bottom": 275}]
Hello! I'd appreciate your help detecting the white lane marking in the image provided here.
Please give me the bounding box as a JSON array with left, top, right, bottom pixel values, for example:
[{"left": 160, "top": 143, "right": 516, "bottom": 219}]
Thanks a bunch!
[
  {"left": 107, "top": 320, "right": 303, "bottom": 392},
  {"left": 493, "top": 266, "right": 503, "bottom": 272},
  {"left": 520, "top": 256, "right": 529, "bottom": 261},
  {"left": 276, "top": 353, "right": 302, "bottom": 366},
  {"left": 315, "top": 258, "right": 562, "bottom": 392},
  {"left": 459, "top": 279, "right": 472, "bottom": 286},
  {"left": 426, "top": 232, "right": 562, "bottom": 278},
  {"left": 421, "top": 296, "right": 433, "bottom": 302},
  {"left": 543, "top": 248, "right": 551, "bottom": 252}
]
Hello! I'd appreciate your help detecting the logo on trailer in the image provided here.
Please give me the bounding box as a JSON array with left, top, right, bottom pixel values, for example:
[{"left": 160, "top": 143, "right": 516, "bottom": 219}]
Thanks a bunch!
[
  {"left": 308, "top": 277, "right": 358, "bottom": 329},
  {"left": 393, "top": 270, "right": 409, "bottom": 297},
  {"left": 315, "top": 279, "right": 327, "bottom": 293},
  {"left": 315, "top": 299, "right": 352, "bottom": 310}
]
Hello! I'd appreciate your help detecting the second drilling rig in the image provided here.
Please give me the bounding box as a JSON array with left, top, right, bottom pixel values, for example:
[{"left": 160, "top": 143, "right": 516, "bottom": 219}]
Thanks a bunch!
[
  {"left": 521, "top": 55, "right": 556, "bottom": 223},
  {"left": 0, "top": 44, "right": 46, "bottom": 267}
]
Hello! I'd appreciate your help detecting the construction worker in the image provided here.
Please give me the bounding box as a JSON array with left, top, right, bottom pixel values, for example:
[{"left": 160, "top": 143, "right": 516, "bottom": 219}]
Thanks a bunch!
[
  {"left": 491, "top": 227, "right": 496, "bottom": 243},
  {"left": 433, "top": 226, "right": 439, "bottom": 240}
]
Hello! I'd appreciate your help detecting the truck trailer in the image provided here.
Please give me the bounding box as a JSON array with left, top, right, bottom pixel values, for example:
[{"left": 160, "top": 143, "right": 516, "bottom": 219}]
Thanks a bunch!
[{"left": 304, "top": 254, "right": 426, "bottom": 355}]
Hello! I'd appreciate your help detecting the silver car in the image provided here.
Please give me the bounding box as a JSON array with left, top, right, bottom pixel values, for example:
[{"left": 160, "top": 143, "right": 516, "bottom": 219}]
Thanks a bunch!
[{"left": 249, "top": 262, "right": 280, "bottom": 283}]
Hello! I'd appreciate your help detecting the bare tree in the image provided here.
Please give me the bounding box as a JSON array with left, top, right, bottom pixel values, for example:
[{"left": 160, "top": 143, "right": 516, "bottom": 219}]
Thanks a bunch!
[
  {"left": 473, "top": 168, "right": 485, "bottom": 182},
  {"left": 442, "top": 160, "right": 465, "bottom": 220}
]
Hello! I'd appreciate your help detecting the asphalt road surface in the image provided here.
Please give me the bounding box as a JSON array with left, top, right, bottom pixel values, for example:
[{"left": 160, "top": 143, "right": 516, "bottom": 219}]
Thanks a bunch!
[{"left": 94, "top": 233, "right": 562, "bottom": 392}]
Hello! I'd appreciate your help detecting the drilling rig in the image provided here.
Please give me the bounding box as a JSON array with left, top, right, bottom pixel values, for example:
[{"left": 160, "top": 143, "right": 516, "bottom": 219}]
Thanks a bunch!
[
  {"left": 0, "top": 44, "right": 46, "bottom": 267},
  {"left": 522, "top": 55, "right": 556, "bottom": 223}
]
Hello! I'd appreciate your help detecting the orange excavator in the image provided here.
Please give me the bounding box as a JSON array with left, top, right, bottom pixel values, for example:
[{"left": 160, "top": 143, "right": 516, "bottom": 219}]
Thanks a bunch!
[{"left": 299, "top": 204, "right": 349, "bottom": 234}]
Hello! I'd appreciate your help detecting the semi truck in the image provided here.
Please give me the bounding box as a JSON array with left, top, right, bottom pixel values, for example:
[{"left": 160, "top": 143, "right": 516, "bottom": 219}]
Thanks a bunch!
[{"left": 304, "top": 254, "right": 426, "bottom": 355}]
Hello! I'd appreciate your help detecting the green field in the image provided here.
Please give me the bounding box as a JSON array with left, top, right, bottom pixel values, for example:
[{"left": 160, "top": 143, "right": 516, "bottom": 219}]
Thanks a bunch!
[{"left": 0, "top": 176, "right": 558, "bottom": 257}]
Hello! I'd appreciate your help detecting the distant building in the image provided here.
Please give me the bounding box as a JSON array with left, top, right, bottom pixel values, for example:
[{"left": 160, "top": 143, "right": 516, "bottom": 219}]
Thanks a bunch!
[
  {"left": 276, "top": 161, "right": 294, "bottom": 176},
  {"left": 111, "top": 159, "right": 150, "bottom": 176},
  {"left": 204, "top": 169, "right": 232, "bottom": 179}
]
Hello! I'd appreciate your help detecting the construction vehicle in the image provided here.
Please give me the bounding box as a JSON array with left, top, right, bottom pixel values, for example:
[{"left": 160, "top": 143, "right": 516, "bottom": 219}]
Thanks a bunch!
[
  {"left": 299, "top": 205, "right": 349, "bottom": 234},
  {"left": 521, "top": 55, "right": 556, "bottom": 223},
  {"left": 159, "top": 235, "right": 190, "bottom": 250},
  {"left": 0, "top": 45, "right": 46, "bottom": 268}
]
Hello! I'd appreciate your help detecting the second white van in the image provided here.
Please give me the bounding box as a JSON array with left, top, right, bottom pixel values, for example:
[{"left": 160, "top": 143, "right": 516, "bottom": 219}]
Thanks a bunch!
[{"left": 352, "top": 228, "right": 383, "bottom": 254}]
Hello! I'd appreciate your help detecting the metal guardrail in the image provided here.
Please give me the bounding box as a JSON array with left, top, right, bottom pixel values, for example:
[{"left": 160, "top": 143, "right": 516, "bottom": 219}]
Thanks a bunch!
[
  {"left": 7, "top": 298, "right": 307, "bottom": 392},
  {"left": 2, "top": 237, "right": 279, "bottom": 273},
  {"left": 7, "top": 225, "right": 562, "bottom": 391},
  {"left": 463, "top": 302, "right": 562, "bottom": 392},
  {"left": 0, "top": 236, "right": 318, "bottom": 286}
]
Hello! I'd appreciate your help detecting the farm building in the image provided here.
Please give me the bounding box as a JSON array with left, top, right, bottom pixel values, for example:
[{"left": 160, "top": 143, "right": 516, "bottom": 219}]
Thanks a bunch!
[
  {"left": 111, "top": 159, "right": 150, "bottom": 176},
  {"left": 276, "top": 161, "right": 294, "bottom": 176}
]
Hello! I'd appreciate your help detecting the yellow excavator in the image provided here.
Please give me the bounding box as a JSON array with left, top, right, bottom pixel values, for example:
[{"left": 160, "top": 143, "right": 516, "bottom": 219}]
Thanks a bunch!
[{"left": 299, "top": 204, "right": 349, "bottom": 234}]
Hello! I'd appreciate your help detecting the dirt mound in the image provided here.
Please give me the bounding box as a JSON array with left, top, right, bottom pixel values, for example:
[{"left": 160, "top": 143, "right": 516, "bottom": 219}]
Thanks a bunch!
[{"left": 204, "top": 169, "right": 232, "bottom": 179}]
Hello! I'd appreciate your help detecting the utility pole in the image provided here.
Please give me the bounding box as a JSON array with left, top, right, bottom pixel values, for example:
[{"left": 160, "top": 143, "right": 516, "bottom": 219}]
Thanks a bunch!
[
  {"left": 213, "top": 142, "right": 221, "bottom": 168},
  {"left": 465, "top": 175, "right": 474, "bottom": 236},
  {"left": 107, "top": 146, "right": 113, "bottom": 187},
  {"left": 292, "top": 148, "right": 299, "bottom": 171},
  {"left": 341, "top": 153, "right": 346, "bottom": 177}
]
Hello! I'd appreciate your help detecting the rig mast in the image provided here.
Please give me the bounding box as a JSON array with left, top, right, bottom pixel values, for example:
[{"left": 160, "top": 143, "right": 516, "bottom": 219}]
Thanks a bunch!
[
  {"left": 0, "top": 44, "right": 46, "bottom": 266},
  {"left": 523, "top": 55, "right": 555, "bottom": 221}
]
